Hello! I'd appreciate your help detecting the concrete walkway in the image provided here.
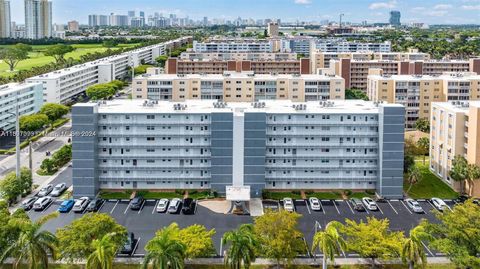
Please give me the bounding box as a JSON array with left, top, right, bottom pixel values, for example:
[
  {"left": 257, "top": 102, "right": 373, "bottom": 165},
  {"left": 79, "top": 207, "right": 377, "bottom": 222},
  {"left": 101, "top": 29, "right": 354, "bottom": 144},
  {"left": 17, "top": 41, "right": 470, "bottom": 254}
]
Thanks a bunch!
[{"left": 249, "top": 198, "right": 264, "bottom": 216}]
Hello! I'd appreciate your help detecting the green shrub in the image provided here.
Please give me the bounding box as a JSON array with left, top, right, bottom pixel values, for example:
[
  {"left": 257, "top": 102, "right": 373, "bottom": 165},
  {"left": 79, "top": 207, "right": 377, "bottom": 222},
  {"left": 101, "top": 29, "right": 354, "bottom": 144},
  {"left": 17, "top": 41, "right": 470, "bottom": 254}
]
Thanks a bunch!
[
  {"left": 189, "top": 190, "right": 198, "bottom": 195},
  {"left": 175, "top": 189, "right": 185, "bottom": 195},
  {"left": 344, "top": 189, "right": 353, "bottom": 196},
  {"left": 366, "top": 189, "right": 376, "bottom": 195}
]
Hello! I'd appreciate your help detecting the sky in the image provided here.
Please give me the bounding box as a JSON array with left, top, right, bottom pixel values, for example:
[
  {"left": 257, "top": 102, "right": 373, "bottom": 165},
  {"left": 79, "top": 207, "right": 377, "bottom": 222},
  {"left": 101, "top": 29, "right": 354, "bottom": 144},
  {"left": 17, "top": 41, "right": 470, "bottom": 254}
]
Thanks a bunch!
[{"left": 9, "top": 0, "right": 480, "bottom": 25}]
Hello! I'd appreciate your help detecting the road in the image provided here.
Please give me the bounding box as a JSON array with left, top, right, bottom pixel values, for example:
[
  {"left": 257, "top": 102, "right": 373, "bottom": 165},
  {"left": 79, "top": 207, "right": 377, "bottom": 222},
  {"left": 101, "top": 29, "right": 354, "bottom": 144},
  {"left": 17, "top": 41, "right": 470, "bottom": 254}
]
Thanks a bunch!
[{"left": 0, "top": 122, "right": 71, "bottom": 184}]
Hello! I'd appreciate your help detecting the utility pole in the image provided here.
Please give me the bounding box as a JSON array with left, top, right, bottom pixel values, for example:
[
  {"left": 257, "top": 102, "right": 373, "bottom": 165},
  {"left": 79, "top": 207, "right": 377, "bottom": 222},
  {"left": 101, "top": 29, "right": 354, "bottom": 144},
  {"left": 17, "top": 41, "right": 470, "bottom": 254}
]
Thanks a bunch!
[
  {"left": 15, "top": 93, "right": 20, "bottom": 179},
  {"left": 29, "top": 141, "right": 32, "bottom": 172}
]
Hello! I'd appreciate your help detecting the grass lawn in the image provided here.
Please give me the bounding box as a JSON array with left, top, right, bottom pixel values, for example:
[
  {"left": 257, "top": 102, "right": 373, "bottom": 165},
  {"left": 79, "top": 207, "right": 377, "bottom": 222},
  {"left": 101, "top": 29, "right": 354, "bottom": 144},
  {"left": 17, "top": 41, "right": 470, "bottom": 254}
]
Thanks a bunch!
[
  {"left": 348, "top": 191, "right": 375, "bottom": 199},
  {"left": 138, "top": 191, "right": 183, "bottom": 199},
  {"left": 98, "top": 190, "right": 132, "bottom": 200},
  {"left": 262, "top": 191, "right": 303, "bottom": 200},
  {"left": 0, "top": 43, "right": 140, "bottom": 77},
  {"left": 187, "top": 191, "right": 215, "bottom": 200},
  {"left": 306, "top": 191, "right": 343, "bottom": 200},
  {"left": 404, "top": 160, "right": 459, "bottom": 199}
]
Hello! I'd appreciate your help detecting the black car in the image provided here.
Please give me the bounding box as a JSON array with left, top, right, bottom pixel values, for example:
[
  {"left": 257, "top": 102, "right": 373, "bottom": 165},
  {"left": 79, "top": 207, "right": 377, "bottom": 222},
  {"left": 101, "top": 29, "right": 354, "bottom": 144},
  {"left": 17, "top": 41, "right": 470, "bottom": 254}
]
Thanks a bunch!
[
  {"left": 86, "top": 199, "right": 104, "bottom": 212},
  {"left": 130, "top": 196, "right": 145, "bottom": 210},
  {"left": 454, "top": 195, "right": 469, "bottom": 204},
  {"left": 120, "top": 233, "right": 136, "bottom": 255},
  {"left": 21, "top": 197, "right": 38, "bottom": 211},
  {"left": 182, "top": 198, "right": 195, "bottom": 215}
]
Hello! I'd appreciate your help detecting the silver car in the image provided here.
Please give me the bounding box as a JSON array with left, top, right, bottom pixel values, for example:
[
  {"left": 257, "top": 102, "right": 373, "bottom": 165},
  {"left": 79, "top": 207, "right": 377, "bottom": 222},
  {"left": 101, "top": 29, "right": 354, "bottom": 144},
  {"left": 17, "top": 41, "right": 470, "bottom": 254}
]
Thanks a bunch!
[
  {"left": 308, "top": 197, "right": 322, "bottom": 211},
  {"left": 156, "top": 199, "right": 169, "bottom": 213},
  {"left": 405, "top": 199, "right": 424, "bottom": 213},
  {"left": 33, "top": 196, "right": 52, "bottom": 211},
  {"left": 168, "top": 198, "right": 181, "bottom": 213},
  {"left": 431, "top": 198, "right": 448, "bottom": 211},
  {"left": 283, "top": 198, "right": 294, "bottom": 212},
  {"left": 37, "top": 184, "right": 53, "bottom": 197},
  {"left": 72, "top": 197, "right": 90, "bottom": 213},
  {"left": 50, "top": 183, "right": 67, "bottom": 197}
]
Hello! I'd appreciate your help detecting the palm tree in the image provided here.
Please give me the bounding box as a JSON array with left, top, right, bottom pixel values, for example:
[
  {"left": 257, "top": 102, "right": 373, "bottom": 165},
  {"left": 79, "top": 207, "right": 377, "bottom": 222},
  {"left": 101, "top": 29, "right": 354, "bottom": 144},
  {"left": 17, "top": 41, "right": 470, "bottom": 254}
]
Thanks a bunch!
[
  {"left": 222, "top": 224, "right": 259, "bottom": 269},
  {"left": 86, "top": 233, "right": 119, "bottom": 269},
  {"left": 406, "top": 166, "right": 422, "bottom": 194},
  {"left": 142, "top": 224, "right": 186, "bottom": 269},
  {"left": 402, "top": 225, "right": 432, "bottom": 269},
  {"left": 311, "top": 221, "right": 346, "bottom": 269},
  {"left": 0, "top": 212, "right": 59, "bottom": 269}
]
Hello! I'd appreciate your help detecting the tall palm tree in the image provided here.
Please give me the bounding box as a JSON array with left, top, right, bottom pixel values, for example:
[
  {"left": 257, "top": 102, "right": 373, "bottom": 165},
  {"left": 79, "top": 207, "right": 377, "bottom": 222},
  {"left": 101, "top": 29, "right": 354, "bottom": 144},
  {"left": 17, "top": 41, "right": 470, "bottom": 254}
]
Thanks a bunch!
[
  {"left": 86, "top": 233, "right": 119, "bottom": 269},
  {"left": 0, "top": 212, "right": 59, "bottom": 269},
  {"left": 402, "top": 225, "right": 432, "bottom": 269},
  {"left": 406, "top": 166, "right": 422, "bottom": 194},
  {"left": 311, "top": 221, "right": 346, "bottom": 269},
  {"left": 222, "top": 224, "right": 259, "bottom": 269},
  {"left": 142, "top": 224, "right": 186, "bottom": 269}
]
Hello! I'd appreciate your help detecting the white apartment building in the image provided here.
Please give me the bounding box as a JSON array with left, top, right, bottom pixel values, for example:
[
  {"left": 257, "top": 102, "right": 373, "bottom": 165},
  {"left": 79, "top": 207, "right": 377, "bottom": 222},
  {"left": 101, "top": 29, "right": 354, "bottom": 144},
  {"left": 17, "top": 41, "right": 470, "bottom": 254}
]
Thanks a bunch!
[
  {"left": 25, "top": 37, "right": 191, "bottom": 104},
  {"left": 72, "top": 99, "right": 405, "bottom": 199},
  {"left": 0, "top": 83, "right": 43, "bottom": 131},
  {"left": 315, "top": 40, "right": 392, "bottom": 53},
  {"left": 24, "top": 0, "right": 52, "bottom": 39},
  {"left": 193, "top": 40, "right": 273, "bottom": 53}
]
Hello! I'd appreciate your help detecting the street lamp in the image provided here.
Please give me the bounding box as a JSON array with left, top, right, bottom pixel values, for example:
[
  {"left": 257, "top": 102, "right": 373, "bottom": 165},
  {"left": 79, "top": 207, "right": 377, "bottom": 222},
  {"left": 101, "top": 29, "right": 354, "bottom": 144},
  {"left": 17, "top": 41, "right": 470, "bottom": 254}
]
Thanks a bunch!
[{"left": 5, "top": 104, "right": 20, "bottom": 179}]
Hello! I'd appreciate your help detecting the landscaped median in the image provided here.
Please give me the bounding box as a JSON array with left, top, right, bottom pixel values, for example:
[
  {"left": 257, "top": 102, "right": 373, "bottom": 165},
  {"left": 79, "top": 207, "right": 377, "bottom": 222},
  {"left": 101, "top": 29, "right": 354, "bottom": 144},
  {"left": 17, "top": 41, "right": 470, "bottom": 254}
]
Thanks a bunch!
[
  {"left": 262, "top": 189, "right": 376, "bottom": 200},
  {"left": 98, "top": 189, "right": 218, "bottom": 200},
  {"left": 404, "top": 161, "right": 459, "bottom": 199}
]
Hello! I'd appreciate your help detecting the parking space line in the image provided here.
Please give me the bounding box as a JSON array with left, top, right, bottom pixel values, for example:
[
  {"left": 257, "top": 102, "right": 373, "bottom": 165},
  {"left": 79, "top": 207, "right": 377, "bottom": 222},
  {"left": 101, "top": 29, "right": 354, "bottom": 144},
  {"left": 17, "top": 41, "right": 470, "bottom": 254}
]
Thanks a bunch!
[
  {"left": 41, "top": 201, "right": 54, "bottom": 213},
  {"left": 137, "top": 200, "right": 146, "bottom": 214},
  {"left": 124, "top": 203, "right": 130, "bottom": 214},
  {"left": 400, "top": 200, "right": 413, "bottom": 214},
  {"left": 319, "top": 200, "right": 326, "bottom": 215},
  {"left": 427, "top": 200, "right": 438, "bottom": 213},
  {"left": 387, "top": 200, "right": 398, "bottom": 215},
  {"left": 97, "top": 200, "right": 106, "bottom": 212},
  {"left": 152, "top": 200, "right": 159, "bottom": 214},
  {"left": 194, "top": 200, "right": 198, "bottom": 214},
  {"left": 305, "top": 200, "right": 311, "bottom": 214},
  {"left": 421, "top": 241, "right": 434, "bottom": 256},
  {"left": 345, "top": 200, "right": 355, "bottom": 214},
  {"left": 363, "top": 204, "right": 369, "bottom": 214},
  {"left": 132, "top": 237, "right": 141, "bottom": 255},
  {"left": 110, "top": 200, "right": 119, "bottom": 214},
  {"left": 377, "top": 203, "right": 384, "bottom": 215}
]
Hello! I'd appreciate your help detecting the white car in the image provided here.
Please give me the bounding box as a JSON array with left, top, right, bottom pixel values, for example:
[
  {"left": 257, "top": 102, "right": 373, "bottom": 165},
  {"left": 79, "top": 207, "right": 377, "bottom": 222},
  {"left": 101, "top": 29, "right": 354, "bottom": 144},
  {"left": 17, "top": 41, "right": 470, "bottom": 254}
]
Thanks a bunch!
[
  {"left": 168, "top": 198, "right": 181, "bottom": 213},
  {"left": 33, "top": 196, "right": 52, "bottom": 211},
  {"left": 431, "top": 198, "right": 448, "bottom": 211},
  {"left": 156, "top": 199, "right": 169, "bottom": 213},
  {"left": 405, "top": 199, "right": 424, "bottom": 213},
  {"left": 362, "top": 197, "right": 378, "bottom": 211},
  {"left": 308, "top": 197, "right": 322, "bottom": 211},
  {"left": 72, "top": 197, "right": 90, "bottom": 213},
  {"left": 283, "top": 198, "right": 294, "bottom": 212},
  {"left": 50, "top": 183, "right": 67, "bottom": 197},
  {"left": 37, "top": 184, "right": 53, "bottom": 197}
]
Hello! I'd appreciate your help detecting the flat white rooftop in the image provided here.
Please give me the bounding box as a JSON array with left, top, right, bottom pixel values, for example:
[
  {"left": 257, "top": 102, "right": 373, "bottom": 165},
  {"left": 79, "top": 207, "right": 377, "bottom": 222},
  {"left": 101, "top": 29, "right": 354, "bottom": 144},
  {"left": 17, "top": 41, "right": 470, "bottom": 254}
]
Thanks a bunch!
[
  {"left": 432, "top": 101, "right": 480, "bottom": 113},
  {"left": 0, "top": 83, "right": 40, "bottom": 96},
  {"left": 77, "top": 99, "right": 400, "bottom": 115},
  {"left": 368, "top": 72, "right": 480, "bottom": 81}
]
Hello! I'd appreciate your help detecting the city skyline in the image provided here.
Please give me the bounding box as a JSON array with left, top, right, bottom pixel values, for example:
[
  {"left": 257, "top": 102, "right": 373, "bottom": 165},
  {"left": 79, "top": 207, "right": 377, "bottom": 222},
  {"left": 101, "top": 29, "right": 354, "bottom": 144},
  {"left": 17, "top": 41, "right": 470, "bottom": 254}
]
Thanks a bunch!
[{"left": 7, "top": 0, "right": 480, "bottom": 25}]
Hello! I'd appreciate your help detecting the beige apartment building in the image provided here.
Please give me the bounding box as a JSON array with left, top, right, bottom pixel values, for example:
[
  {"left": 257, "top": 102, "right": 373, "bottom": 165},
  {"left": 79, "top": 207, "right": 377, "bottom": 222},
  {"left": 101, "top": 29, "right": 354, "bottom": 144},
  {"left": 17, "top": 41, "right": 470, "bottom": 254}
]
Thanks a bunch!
[
  {"left": 368, "top": 71, "right": 480, "bottom": 129},
  {"left": 430, "top": 101, "right": 480, "bottom": 197},
  {"left": 310, "top": 49, "right": 430, "bottom": 71},
  {"left": 133, "top": 71, "right": 345, "bottom": 102},
  {"left": 332, "top": 58, "right": 480, "bottom": 91}
]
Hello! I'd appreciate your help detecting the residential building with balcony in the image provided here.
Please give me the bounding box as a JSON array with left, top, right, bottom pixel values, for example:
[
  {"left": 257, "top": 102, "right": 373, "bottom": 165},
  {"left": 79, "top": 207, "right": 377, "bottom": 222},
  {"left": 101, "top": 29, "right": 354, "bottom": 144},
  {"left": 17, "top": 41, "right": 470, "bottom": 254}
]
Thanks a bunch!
[
  {"left": 0, "top": 83, "right": 43, "bottom": 131},
  {"left": 133, "top": 72, "right": 344, "bottom": 102},
  {"left": 430, "top": 101, "right": 480, "bottom": 196},
  {"left": 72, "top": 99, "right": 405, "bottom": 198}
]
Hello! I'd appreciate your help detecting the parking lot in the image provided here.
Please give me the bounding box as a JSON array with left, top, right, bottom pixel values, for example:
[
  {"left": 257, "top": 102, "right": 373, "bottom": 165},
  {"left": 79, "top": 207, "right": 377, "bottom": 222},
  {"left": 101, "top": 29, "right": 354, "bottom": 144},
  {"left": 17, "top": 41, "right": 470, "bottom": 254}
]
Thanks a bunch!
[{"left": 26, "top": 197, "right": 456, "bottom": 258}]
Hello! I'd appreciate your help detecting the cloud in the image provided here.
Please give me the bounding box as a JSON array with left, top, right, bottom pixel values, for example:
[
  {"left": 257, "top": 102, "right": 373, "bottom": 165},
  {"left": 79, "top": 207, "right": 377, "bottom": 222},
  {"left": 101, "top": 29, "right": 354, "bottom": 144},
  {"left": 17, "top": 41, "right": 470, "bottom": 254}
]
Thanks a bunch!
[
  {"left": 425, "top": 10, "right": 448, "bottom": 16},
  {"left": 411, "top": 6, "right": 426, "bottom": 12},
  {"left": 369, "top": 0, "right": 397, "bottom": 10},
  {"left": 461, "top": 4, "right": 480, "bottom": 9},
  {"left": 294, "top": 0, "right": 312, "bottom": 4},
  {"left": 433, "top": 4, "right": 453, "bottom": 10}
]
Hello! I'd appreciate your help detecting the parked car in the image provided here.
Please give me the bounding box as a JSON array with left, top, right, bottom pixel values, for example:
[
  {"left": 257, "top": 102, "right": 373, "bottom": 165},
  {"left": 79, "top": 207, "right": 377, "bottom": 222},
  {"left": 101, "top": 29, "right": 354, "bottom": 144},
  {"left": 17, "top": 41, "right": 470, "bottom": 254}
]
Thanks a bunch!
[
  {"left": 156, "top": 199, "right": 169, "bottom": 213},
  {"left": 182, "top": 198, "right": 195, "bottom": 214},
  {"left": 283, "top": 198, "right": 294, "bottom": 212},
  {"left": 362, "top": 197, "right": 378, "bottom": 211},
  {"left": 454, "top": 195, "right": 469, "bottom": 204},
  {"left": 168, "top": 198, "right": 181, "bottom": 213},
  {"left": 349, "top": 198, "right": 365, "bottom": 211},
  {"left": 37, "top": 184, "right": 53, "bottom": 197},
  {"left": 308, "top": 197, "right": 322, "bottom": 211},
  {"left": 473, "top": 199, "right": 480, "bottom": 206},
  {"left": 58, "top": 199, "right": 75, "bottom": 213},
  {"left": 72, "top": 197, "right": 90, "bottom": 213},
  {"left": 21, "top": 197, "right": 38, "bottom": 211},
  {"left": 405, "top": 199, "right": 424, "bottom": 213},
  {"left": 86, "top": 199, "right": 104, "bottom": 212},
  {"left": 120, "top": 233, "right": 136, "bottom": 255},
  {"left": 33, "top": 196, "right": 52, "bottom": 211},
  {"left": 130, "top": 196, "right": 145, "bottom": 210},
  {"left": 50, "top": 183, "right": 67, "bottom": 197},
  {"left": 431, "top": 198, "right": 448, "bottom": 211}
]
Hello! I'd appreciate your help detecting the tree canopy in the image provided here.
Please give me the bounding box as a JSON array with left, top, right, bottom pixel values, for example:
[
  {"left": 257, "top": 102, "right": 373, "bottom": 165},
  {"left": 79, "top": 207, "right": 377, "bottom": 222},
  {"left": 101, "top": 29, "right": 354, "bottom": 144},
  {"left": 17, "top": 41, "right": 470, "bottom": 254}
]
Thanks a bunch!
[
  {"left": 0, "top": 167, "right": 33, "bottom": 204},
  {"left": 345, "top": 88, "right": 369, "bottom": 101},
  {"left": 19, "top": 114, "right": 49, "bottom": 132},
  {"left": 44, "top": 44, "right": 76, "bottom": 64},
  {"left": 415, "top": 118, "right": 430, "bottom": 133},
  {"left": 39, "top": 103, "right": 69, "bottom": 122},
  {"left": 0, "top": 43, "right": 32, "bottom": 71}
]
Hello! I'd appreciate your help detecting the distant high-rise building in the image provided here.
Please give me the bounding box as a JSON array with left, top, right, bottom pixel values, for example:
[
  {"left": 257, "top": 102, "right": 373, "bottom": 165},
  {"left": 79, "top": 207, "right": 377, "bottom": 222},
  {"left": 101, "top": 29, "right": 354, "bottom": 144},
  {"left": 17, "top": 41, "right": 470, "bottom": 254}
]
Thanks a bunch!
[
  {"left": 68, "top": 20, "right": 79, "bottom": 32},
  {"left": 25, "top": 0, "right": 52, "bottom": 39},
  {"left": 128, "top": 10, "right": 135, "bottom": 17},
  {"left": 203, "top": 16, "right": 208, "bottom": 26},
  {"left": 389, "top": 10, "right": 401, "bottom": 26},
  {"left": 139, "top": 11, "right": 145, "bottom": 18},
  {"left": 267, "top": 22, "right": 279, "bottom": 37},
  {"left": 109, "top": 13, "right": 129, "bottom": 27},
  {"left": 88, "top": 14, "right": 108, "bottom": 27},
  {"left": 0, "top": 0, "right": 11, "bottom": 38}
]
